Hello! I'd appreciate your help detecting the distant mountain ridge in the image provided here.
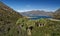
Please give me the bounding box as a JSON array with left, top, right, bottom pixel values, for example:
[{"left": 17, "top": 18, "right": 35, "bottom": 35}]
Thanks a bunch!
[
  {"left": 21, "top": 8, "right": 60, "bottom": 19},
  {"left": 21, "top": 10, "right": 53, "bottom": 17}
]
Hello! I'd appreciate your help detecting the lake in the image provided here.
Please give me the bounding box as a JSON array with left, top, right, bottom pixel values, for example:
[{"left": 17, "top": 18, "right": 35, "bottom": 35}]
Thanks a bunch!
[{"left": 28, "top": 16, "right": 52, "bottom": 20}]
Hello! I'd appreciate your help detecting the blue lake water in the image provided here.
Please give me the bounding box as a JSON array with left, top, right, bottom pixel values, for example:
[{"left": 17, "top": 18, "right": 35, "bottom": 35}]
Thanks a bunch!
[{"left": 29, "top": 16, "right": 52, "bottom": 20}]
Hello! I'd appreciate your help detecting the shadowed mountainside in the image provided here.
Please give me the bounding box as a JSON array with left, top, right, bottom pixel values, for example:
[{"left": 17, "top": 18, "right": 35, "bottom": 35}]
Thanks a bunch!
[{"left": 53, "top": 8, "right": 60, "bottom": 19}]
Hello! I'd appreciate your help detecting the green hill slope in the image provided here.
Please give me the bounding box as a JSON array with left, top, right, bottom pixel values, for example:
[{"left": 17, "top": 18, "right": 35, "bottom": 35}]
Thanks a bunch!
[{"left": 0, "top": 2, "right": 22, "bottom": 36}]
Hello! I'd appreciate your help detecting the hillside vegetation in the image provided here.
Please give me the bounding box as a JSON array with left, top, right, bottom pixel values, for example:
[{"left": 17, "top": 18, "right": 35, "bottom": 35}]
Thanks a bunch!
[
  {"left": 0, "top": 2, "right": 22, "bottom": 36},
  {"left": 16, "top": 18, "right": 60, "bottom": 36},
  {"left": 0, "top": 1, "right": 60, "bottom": 36}
]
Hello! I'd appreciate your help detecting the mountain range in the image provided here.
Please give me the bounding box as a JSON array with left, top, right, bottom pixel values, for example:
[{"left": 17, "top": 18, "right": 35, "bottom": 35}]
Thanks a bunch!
[{"left": 21, "top": 10, "right": 53, "bottom": 17}]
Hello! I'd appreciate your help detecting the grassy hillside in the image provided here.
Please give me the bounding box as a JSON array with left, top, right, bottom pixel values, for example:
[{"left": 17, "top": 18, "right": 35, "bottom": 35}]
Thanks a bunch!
[
  {"left": 15, "top": 10, "right": 60, "bottom": 36},
  {"left": 16, "top": 18, "right": 60, "bottom": 36},
  {"left": 32, "top": 20, "right": 60, "bottom": 36},
  {"left": 0, "top": 1, "right": 60, "bottom": 36},
  {"left": 0, "top": 2, "right": 22, "bottom": 36}
]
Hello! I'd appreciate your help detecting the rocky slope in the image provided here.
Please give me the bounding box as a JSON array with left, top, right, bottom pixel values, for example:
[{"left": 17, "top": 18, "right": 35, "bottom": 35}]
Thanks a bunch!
[{"left": 53, "top": 8, "right": 60, "bottom": 19}]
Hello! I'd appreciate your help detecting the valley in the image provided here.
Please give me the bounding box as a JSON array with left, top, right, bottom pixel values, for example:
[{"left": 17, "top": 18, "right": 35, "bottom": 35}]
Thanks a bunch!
[{"left": 0, "top": 1, "right": 60, "bottom": 36}]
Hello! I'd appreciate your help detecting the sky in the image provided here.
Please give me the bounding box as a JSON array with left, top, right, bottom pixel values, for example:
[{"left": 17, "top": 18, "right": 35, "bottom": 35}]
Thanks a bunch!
[{"left": 0, "top": 0, "right": 60, "bottom": 12}]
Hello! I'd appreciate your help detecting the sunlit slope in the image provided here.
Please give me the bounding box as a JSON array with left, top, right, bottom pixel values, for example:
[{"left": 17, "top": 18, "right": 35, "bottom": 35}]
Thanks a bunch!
[{"left": 0, "top": 2, "right": 22, "bottom": 36}]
